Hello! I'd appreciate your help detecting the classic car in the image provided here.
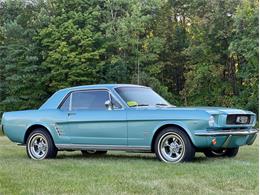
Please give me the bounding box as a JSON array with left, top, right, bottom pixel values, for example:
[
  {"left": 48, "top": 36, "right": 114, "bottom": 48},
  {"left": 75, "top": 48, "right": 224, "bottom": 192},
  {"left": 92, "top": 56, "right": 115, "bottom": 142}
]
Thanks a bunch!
[{"left": 1, "top": 84, "right": 258, "bottom": 163}]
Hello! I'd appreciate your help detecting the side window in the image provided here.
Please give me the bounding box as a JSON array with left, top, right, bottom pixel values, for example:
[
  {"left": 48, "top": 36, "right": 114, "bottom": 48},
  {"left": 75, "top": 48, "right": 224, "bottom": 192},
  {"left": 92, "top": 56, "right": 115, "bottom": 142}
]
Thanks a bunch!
[
  {"left": 60, "top": 94, "right": 70, "bottom": 111},
  {"left": 71, "top": 90, "right": 109, "bottom": 110}
]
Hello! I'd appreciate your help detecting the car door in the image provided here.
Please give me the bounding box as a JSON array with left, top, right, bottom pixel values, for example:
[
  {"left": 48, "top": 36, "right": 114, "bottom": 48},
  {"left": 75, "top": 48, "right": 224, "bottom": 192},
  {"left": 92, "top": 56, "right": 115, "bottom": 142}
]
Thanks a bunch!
[{"left": 60, "top": 89, "right": 127, "bottom": 145}]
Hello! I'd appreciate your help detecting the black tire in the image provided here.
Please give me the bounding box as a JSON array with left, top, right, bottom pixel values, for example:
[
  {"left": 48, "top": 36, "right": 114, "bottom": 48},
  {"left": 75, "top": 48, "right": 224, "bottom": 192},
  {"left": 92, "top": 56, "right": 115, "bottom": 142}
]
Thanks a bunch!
[
  {"left": 203, "top": 148, "right": 239, "bottom": 158},
  {"left": 154, "top": 127, "right": 195, "bottom": 163},
  {"left": 96, "top": 150, "right": 107, "bottom": 154},
  {"left": 225, "top": 148, "right": 239, "bottom": 157},
  {"left": 81, "top": 150, "right": 107, "bottom": 156},
  {"left": 26, "top": 128, "right": 58, "bottom": 160}
]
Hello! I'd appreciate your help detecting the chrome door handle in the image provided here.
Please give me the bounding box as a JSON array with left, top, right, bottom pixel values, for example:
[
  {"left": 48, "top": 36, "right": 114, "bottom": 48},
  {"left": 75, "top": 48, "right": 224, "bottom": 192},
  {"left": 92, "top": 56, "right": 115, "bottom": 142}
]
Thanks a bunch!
[{"left": 68, "top": 112, "right": 76, "bottom": 116}]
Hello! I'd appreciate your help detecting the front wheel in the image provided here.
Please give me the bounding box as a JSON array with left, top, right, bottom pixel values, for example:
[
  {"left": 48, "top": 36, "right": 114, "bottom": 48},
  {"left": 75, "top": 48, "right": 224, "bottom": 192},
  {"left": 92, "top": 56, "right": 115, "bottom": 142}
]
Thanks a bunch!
[
  {"left": 154, "top": 127, "right": 195, "bottom": 163},
  {"left": 203, "top": 148, "right": 239, "bottom": 158},
  {"left": 26, "top": 129, "right": 57, "bottom": 160}
]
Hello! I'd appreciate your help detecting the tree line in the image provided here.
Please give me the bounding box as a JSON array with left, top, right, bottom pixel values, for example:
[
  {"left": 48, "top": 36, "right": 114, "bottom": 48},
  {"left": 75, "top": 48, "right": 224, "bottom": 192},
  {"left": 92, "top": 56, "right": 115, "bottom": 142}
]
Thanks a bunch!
[{"left": 0, "top": 0, "right": 258, "bottom": 114}]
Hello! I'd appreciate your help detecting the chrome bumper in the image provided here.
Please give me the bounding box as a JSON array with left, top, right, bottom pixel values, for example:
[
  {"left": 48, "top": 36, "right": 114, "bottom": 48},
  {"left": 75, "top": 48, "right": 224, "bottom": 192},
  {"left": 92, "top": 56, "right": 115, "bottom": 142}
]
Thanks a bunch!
[
  {"left": 195, "top": 129, "right": 258, "bottom": 147},
  {"left": 194, "top": 129, "right": 258, "bottom": 136}
]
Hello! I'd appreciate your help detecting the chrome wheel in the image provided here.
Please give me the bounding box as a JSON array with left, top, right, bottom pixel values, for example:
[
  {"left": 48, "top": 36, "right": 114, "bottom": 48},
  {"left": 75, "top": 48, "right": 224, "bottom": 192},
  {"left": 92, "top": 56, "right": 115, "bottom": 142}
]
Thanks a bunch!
[
  {"left": 159, "top": 133, "right": 185, "bottom": 162},
  {"left": 203, "top": 148, "right": 236, "bottom": 158},
  {"left": 28, "top": 133, "right": 48, "bottom": 160},
  {"left": 211, "top": 149, "right": 226, "bottom": 156}
]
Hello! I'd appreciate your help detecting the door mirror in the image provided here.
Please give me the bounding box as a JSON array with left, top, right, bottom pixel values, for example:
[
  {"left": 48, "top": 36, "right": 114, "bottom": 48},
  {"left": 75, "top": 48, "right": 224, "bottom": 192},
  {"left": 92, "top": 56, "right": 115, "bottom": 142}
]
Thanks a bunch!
[{"left": 105, "top": 100, "right": 113, "bottom": 110}]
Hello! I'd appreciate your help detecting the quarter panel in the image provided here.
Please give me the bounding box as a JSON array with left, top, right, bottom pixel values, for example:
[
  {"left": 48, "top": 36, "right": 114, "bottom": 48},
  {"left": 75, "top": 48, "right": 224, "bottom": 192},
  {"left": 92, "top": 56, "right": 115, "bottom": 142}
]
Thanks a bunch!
[{"left": 2, "top": 110, "right": 68, "bottom": 144}]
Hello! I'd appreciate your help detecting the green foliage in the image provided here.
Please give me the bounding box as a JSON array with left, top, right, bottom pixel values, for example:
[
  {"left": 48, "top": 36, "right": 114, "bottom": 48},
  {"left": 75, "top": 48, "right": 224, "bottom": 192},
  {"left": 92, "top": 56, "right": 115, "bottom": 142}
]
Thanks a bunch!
[
  {"left": 180, "top": 0, "right": 258, "bottom": 113},
  {"left": 154, "top": 1, "right": 190, "bottom": 103},
  {"left": 0, "top": 0, "right": 258, "bottom": 113},
  {"left": 36, "top": 0, "right": 106, "bottom": 93},
  {"left": 181, "top": 0, "right": 240, "bottom": 106},
  {"left": 99, "top": 0, "right": 164, "bottom": 85},
  {"left": 229, "top": 0, "right": 259, "bottom": 113},
  {"left": 182, "top": 64, "right": 225, "bottom": 106},
  {"left": 0, "top": 1, "right": 49, "bottom": 111}
]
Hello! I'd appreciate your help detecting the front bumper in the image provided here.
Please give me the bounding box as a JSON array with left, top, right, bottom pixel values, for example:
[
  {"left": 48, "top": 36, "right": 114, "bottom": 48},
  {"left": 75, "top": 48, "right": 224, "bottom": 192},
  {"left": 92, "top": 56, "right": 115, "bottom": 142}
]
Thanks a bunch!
[
  {"left": 194, "top": 129, "right": 258, "bottom": 136},
  {"left": 194, "top": 129, "right": 258, "bottom": 148}
]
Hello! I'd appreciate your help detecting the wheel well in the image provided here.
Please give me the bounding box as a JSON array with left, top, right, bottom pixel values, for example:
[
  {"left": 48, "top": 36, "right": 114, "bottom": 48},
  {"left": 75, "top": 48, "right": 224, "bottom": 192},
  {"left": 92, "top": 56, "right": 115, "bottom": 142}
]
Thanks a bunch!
[
  {"left": 24, "top": 125, "right": 52, "bottom": 144},
  {"left": 151, "top": 124, "right": 193, "bottom": 152}
]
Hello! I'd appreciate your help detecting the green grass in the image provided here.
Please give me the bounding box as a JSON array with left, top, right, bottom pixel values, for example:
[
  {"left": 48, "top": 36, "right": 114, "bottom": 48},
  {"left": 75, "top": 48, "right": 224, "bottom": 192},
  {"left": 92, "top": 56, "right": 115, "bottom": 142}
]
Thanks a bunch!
[{"left": 0, "top": 136, "right": 258, "bottom": 195}]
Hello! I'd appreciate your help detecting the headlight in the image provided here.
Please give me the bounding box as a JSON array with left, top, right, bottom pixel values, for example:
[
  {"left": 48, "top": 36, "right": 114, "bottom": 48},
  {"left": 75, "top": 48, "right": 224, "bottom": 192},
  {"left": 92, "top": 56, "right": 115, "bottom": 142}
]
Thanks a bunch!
[{"left": 208, "top": 115, "right": 215, "bottom": 127}]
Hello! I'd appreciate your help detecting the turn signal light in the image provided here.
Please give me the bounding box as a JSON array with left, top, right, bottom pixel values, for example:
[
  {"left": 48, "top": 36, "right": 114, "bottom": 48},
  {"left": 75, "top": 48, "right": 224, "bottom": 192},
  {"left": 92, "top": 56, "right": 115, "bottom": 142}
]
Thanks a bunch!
[{"left": 212, "top": 138, "right": 217, "bottom": 145}]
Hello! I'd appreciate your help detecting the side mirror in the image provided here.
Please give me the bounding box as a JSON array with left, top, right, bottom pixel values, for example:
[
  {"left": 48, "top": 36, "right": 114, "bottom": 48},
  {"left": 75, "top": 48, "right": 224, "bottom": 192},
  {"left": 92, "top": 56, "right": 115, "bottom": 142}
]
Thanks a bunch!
[{"left": 105, "top": 100, "right": 113, "bottom": 110}]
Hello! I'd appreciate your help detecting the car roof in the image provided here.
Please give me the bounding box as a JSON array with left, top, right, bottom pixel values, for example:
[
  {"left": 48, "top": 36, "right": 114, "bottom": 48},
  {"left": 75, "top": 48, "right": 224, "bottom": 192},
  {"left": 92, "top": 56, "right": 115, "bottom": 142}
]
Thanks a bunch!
[
  {"left": 39, "top": 84, "right": 147, "bottom": 110},
  {"left": 57, "top": 84, "right": 148, "bottom": 92}
]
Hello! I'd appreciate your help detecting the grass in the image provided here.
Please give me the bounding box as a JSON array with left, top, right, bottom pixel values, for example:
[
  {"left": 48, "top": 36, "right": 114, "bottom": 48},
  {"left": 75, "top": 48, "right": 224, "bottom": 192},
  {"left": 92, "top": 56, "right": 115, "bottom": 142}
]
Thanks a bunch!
[{"left": 0, "top": 136, "right": 258, "bottom": 195}]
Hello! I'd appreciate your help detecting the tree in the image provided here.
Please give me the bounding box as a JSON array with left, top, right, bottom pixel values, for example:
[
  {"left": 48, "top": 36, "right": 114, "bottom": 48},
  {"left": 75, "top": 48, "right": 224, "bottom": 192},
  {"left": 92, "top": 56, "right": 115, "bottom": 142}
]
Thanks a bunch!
[
  {"left": 36, "top": 0, "right": 106, "bottom": 93},
  {"left": 99, "top": 0, "right": 172, "bottom": 100},
  {"left": 0, "top": 0, "right": 258, "bottom": 113},
  {"left": 229, "top": 0, "right": 258, "bottom": 113},
  {"left": 0, "top": 0, "right": 49, "bottom": 111},
  {"left": 153, "top": 0, "right": 191, "bottom": 104},
  {"left": 181, "top": 0, "right": 245, "bottom": 107}
]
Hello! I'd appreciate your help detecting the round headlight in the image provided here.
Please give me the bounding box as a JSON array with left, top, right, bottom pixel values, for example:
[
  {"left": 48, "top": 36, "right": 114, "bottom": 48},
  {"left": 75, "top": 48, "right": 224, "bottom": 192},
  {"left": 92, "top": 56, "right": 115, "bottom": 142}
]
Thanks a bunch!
[{"left": 208, "top": 115, "right": 215, "bottom": 127}]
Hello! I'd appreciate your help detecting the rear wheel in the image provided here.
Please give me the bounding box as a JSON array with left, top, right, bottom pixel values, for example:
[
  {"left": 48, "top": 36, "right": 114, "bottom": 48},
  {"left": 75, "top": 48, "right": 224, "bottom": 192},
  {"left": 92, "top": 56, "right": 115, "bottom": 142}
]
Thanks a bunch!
[
  {"left": 26, "top": 128, "right": 57, "bottom": 160},
  {"left": 81, "top": 150, "right": 107, "bottom": 156},
  {"left": 203, "top": 148, "right": 239, "bottom": 158},
  {"left": 154, "top": 127, "right": 195, "bottom": 163},
  {"left": 225, "top": 148, "right": 239, "bottom": 157}
]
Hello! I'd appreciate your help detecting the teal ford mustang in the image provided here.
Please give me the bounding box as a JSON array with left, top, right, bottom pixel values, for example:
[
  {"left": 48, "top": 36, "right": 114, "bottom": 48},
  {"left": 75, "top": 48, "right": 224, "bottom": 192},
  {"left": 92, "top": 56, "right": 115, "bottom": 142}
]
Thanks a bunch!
[{"left": 1, "top": 84, "right": 258, "bottom": 163}]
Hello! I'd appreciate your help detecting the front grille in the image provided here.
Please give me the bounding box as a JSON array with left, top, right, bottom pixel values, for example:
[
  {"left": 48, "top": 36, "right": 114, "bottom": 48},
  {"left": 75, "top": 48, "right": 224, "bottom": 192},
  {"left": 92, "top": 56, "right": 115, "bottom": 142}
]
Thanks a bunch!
[{"left": 226, "top": 114, "right": 251, "bottom": 125}]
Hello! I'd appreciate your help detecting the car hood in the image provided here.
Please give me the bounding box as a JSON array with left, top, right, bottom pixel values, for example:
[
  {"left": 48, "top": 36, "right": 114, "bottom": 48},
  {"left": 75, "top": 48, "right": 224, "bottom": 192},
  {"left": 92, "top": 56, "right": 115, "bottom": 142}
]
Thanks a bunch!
[
  {"left": 182, "top": 107, "right": 255, "bottom": 115},
  {"left": 136, "top": 106, "right": 255, "bottom": 115}
]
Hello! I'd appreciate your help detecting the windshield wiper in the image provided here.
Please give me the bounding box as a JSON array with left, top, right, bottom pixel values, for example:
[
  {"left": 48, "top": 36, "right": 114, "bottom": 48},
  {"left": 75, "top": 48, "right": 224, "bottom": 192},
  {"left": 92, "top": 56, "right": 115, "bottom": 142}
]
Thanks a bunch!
[
  {"left": 130, "top": 104, "right": 149, "bottom": 107},
  {"left": 155, "top": 103, "right": 169, "bottom": 106}
]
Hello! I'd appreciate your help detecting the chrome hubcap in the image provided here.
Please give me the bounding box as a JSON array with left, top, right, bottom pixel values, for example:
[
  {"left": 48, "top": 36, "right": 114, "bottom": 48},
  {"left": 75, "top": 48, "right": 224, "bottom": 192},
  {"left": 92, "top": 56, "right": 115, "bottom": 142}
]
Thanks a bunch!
[
  {"left": 86, "top": 150, "right": 96, "bottom": 154},
  {"left": 29, "top": 134, "right": 48, "bottom": 159},
  {"left": 212, "top": 149, "right": 226, "bottom": 156},
  {"left": 159, "top": 133, "right": 185, "bottom": 162}
]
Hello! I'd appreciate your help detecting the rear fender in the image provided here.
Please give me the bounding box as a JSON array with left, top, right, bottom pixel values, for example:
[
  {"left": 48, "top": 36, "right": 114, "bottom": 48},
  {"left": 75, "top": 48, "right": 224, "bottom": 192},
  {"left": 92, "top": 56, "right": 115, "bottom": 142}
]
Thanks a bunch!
[{"left": 24, "top": 122, "right": 57, "bottom": 144}]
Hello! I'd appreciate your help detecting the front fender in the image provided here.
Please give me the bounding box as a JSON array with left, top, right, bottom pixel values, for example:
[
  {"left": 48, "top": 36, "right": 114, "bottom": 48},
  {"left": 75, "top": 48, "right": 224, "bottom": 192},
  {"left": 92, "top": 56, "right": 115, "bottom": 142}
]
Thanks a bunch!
[{"left": 150, "top": 121, "right": 208, "bottom": 148}]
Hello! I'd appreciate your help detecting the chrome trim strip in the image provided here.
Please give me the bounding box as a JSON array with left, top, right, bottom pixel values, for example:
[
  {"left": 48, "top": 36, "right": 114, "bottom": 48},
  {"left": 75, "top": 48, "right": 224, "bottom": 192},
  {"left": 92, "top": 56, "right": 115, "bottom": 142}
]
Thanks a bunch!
[
  {"left": 56, "top": 144, "right": 151, "bottom": 151},
  {"left": 194, "top": 129, "right": 258, "bottom": 136},
  {"left": 54, "top": 124, "right": 63, "bottom": 136},
  {"left": 69, "top": 92, "right": 72, "bottom": 111},
  {"left": 58, "top": 88, "right": 126, "bottom": 110}
]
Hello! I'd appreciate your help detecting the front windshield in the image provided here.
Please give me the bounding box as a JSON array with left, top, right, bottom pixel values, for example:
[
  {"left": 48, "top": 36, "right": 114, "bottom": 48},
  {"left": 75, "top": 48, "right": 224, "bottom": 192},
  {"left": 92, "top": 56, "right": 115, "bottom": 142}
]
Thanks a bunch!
[{"left": 115, "top": 87, "right": 171, "bottom": 107}]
